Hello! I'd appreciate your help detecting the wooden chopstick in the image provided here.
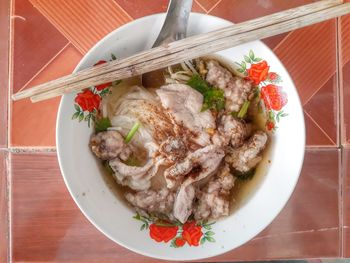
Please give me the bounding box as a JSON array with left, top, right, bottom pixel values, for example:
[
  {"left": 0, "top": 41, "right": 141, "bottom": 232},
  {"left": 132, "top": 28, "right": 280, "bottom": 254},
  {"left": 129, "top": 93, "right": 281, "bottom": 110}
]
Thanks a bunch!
[
  {"left": 17, "top": 0, "right": 342, "bottom": 102},
  {"left": 11, "top": 0, "right": 347, "bottom": 102}
]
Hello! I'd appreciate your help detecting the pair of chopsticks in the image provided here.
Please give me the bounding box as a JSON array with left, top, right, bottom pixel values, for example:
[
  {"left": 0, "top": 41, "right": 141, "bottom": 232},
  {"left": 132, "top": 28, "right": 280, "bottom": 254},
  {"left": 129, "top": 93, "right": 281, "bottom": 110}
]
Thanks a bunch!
[{"left": 12, "top": 0, "right": 350, "bottom": 103}]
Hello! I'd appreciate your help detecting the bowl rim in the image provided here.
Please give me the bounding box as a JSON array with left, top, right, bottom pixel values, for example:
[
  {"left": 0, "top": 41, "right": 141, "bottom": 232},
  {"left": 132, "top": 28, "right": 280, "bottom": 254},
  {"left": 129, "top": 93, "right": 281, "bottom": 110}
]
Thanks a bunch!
[{"left": 56, "top": 12, "right": 306, "bottom": 261}]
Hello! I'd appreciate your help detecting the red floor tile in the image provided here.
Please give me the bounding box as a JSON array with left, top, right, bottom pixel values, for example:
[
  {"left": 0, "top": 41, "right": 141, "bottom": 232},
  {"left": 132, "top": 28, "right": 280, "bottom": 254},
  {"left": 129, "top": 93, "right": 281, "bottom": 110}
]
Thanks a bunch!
[
  {"left": 30, "top": 0, "right": 133, "bottom": 54},
  {"left": 341, "top": 14, "right": 350, "bottom": 67},
  {"left": 304, "top": 75, "right": 338, "bottom": 146},
  {"left": 341, "top": 15, "right": 350, "bottom": 144},
  {"left": 12, "top": 0, "right": 68, "bottom": 93},
  {"left": 10, "top": 149, "right": 340, "bottom": 261},
  {"left": 195, "top": 0, "right": 220, "bottom": 12},
  {"left": 342, "top": 62, "right": 350, "bottom": 144},
  {"left": 0, "top": 0, "right": 10, "bottom": 148},
  {"left": 274, "top": 20, "right": 337, "bottom": 106},
  {"left": 11, "top": 44, "right": 82, "bottom": 147},
  {"left": 343, "top": 147, "right": 350, "bottom": 257},
  {"left": 0, "top": 151, "right": 8, "bottom": 263},
  {"left": 304, "top": 113, "right": 334, "bottom": 146},
  {"left": 209, "top": 0, "right": 315, "bottom": 24},
  {"left": 113, "top": 0, "right": 205, "bottom": 19}
]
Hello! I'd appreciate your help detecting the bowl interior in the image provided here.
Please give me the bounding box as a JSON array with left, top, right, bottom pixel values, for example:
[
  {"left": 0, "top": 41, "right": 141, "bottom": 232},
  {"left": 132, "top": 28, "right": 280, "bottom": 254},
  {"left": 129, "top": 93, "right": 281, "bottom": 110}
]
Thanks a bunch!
[{"left": 56, "top": 13, "right": 305, "bottom": 261}]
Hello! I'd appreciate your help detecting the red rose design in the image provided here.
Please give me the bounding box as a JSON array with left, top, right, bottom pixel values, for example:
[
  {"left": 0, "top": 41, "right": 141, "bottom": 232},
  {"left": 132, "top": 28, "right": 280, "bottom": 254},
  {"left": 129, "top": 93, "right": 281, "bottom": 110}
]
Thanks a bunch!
[
  {"left": 266, "top": 120, "right": 275, "bottom": 131},
  {"left": 248, "top": 60, "right": 270, "bottom": 85},
  {"left": 260, "top": 84, "right": 287, "bottom": 111},
  {"left": 75, "top": 89, "right": 101, "bottom": 112},
  {"left": 174, "top": 237, "right": 186, "bottom": 247},
  {"left": 94, "top": 60, "right": 112, "bottom": 91},
  {"left": 182, "top": 221, "right": 203, "bottom": 246},
  {"left": 267, "top": 72, "right": 278, "bottom": 81},
  {"left": 149, "top": 223, "right": 178, "bottom": 243}
]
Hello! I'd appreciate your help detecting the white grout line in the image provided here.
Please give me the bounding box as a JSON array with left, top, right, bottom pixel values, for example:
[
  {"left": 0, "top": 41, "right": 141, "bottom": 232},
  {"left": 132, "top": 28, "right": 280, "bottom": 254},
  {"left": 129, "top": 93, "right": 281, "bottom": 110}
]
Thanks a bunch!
[
  {"left": 336, "top": 17, "right": 345, "bottom": 258},
  {"left": 252, "top": 227, "right": 339, "bottom": 241},
  {"left": 304, "top": 110, "right": 337, "bottom": 145},
  {"left": 207, "top": 0, "right": 223, "bottom": 14},
  {"left": 194, "top": 0, "right": 208, "bottom": 13}
]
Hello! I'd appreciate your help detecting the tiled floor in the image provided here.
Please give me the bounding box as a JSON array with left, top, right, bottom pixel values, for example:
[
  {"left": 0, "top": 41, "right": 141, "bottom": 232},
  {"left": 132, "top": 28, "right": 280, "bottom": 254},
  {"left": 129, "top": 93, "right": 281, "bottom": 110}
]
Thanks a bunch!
[
  {"left": 1, "top": 0, "right": 350, "bottom": 262},
  {"left": 8, "top": 150, "right": 341, "bottom": 262}
]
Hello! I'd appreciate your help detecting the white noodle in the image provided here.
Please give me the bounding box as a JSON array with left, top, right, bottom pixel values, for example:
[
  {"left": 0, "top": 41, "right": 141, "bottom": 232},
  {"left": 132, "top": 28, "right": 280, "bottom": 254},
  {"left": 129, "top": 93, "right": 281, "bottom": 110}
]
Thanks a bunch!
[{"left": 184, "top": 60, "right": 199, "bottom": 75}]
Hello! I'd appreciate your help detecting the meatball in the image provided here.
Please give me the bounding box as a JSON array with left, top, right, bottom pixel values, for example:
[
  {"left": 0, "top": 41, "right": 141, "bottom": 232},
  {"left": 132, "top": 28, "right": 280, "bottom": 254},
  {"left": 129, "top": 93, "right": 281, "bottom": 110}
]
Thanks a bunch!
[{"left": 90, "top": 130, "right": 129, "bottom": 160}]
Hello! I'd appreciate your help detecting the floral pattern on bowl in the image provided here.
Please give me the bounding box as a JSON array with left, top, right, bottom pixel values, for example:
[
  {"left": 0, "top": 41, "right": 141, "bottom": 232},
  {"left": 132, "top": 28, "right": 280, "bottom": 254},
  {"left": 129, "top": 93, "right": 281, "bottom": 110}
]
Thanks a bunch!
[
  {"left": 72, "top": 50, "right": 288, "bottom": 132},
  {"left": 72, "top": 56, "right": 119, "bottom": 127},
  {"left": 235, "top": 50, "right": 288, "bottom": 131},
  {"left": 133, "top": 213, "right": 216, "bottom": 248}
]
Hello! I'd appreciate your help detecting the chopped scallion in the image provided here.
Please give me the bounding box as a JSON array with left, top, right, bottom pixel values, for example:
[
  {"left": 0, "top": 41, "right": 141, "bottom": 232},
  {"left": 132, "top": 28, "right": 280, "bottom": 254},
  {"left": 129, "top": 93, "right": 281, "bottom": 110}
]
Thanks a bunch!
[
  {"left": 237, "top": 101, "right": 250, "bottom": 119},
  {"left": 124, "top": 122, "right": 140, "bottom": 143}
]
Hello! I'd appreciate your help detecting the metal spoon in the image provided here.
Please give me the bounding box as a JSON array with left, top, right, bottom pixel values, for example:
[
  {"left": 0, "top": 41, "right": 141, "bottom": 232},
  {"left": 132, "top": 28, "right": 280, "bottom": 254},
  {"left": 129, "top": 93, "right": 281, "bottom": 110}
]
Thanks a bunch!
[{"left": 142, "top": 0, "right": 193, "bottom": 88}]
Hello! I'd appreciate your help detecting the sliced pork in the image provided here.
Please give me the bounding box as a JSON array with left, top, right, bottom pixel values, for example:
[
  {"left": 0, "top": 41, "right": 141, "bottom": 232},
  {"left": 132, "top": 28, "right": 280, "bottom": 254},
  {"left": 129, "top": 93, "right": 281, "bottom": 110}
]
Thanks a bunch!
[
  {"left": 194, "top": 164, "right": 235, "bottom": 220},
  {"left": 212, "top": 115, "right": 251, "bottom": 148},
  {"left": 226, "top": 131, "right": 268, "bottom": 172},
  {"left": 156, "top": 84, "right": 215, "bottom": 146},
  {"left": 164, "top": 145, "right": 224, "bottom": 189},
  {"left": 159, "top": 137, "right": 188, "bottom": 163},
  {"left": 125, "top": 188, "right": 175, "bottom": 218},
  {"left": 109, "top": 143, "right": 164, "bottom": 191},
  {"left": 172, "top": 145, "right": 225, "bottom": 223},
  {"left": 90, "top": 130, "right": 131, "bottom": 160}
]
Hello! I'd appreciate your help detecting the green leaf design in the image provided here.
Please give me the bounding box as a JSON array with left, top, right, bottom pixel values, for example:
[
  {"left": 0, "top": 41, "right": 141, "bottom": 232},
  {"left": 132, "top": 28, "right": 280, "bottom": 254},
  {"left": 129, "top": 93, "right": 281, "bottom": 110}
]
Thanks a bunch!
[
  {"left": 74, "top": 104, "right": 81, "bottom": 112},
  {"left": 84, "top": 114, "right": 91, "bottom": 121},
  {"left": 99, "top": 88, "right": 110, "bottom": 97},
  {"left": 203, "top": 225, "right": 212, "bottom": 230},
  {"left": 206, "top": 236, "right": 216, "bottom": 242},
  {"left": 133, "top": 213, "right": 141, "bottom": 220},
  {"left": 241, "top": 61, "right": 247, "bottom": 70},
  {"left": 237, "top": 68, "right": 244, "bottom": 73},
  {"left": 244, "top": 55, "right": 251, "bottom": 64},
  {"left": 170, "top": 238, "right": 178, "bottom": 248},
  {"left": 72, "top": 112, "right": 80, "bottom": 120},
  {"left": 281, "top": 113, "right": 288, "bottom": 117},
  {"left": 78, "top": 112, "right": 84, "bottom": 122},
  {"left": 205, "top": 231, "right": 215, "bottom": 236},
  {"left": 111, "top": 53, "right": 117, "bottom": 60},
  {"left": 254, "top": 57, "right": 262, "bottom": 62},
  {"left": 249, "top": 50, "right": 255, "bottom": 60},
  {"left": 140, "top": 224, "right": 146, "bottom": 231},
  {"left": 200, "top": 237, "right": 206, "bottom": 245}
]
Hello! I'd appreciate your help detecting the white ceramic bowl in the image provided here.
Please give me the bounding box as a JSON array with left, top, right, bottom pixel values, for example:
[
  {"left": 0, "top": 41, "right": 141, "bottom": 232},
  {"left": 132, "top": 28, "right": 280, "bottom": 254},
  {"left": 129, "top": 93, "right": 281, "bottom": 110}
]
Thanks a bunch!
[{"left": 57, "top": 13, "right": 305, "bottom": 261}]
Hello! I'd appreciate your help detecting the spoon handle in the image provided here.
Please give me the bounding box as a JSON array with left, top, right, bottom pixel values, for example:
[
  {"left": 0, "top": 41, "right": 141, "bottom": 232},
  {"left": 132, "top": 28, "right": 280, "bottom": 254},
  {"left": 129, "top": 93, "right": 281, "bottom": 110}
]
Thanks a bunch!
[{"left": 152, "top": 0, "right": 193, "bottom": 47}]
